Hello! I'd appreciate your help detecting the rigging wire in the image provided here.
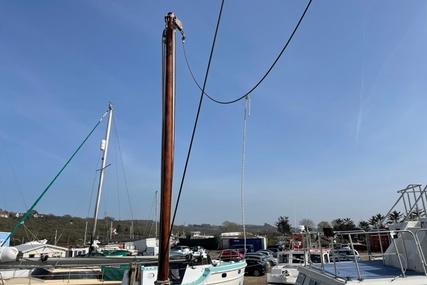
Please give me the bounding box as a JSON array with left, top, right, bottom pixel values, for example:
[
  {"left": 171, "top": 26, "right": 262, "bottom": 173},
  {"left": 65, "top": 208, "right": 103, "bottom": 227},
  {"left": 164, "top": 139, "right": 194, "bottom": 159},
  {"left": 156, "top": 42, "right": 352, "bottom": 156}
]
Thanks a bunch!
[
  {"left": 86, "top": 152, "right": 102, "bottom": 218},
  {"left": 169, "top": 0, "right": 225, "bottom": 233},
  {"left": 241, "top": 96, "right": 250, "bottom": 252},
  {"left": 145, "top": 190, "right": 159, "bottom": 238},
  {"left": 111, "top": 124, "right": 122, "bottom": 221},
  {"left": 1, "top": 109, "right": 109, "bottom": 247},
  {"left": 182, "top": 0, "right": 313, "bottom": 105},
  {"left": 112, "top": 114, "right": 136, "bottom": 221}
]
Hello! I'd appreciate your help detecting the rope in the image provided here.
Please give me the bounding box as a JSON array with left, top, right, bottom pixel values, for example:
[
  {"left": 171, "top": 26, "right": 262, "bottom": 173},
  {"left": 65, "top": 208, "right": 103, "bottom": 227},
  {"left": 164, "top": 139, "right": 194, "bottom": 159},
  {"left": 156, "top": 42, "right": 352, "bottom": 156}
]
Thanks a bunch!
[
  {"left": 241, "top": 96, "right": 250, "bottom": 251},
  {"left": 170, "top": 0, "right": 225, "bottom": 236},
  {"left": 1, "top": 109, "right": 109, "bottom": 247}
]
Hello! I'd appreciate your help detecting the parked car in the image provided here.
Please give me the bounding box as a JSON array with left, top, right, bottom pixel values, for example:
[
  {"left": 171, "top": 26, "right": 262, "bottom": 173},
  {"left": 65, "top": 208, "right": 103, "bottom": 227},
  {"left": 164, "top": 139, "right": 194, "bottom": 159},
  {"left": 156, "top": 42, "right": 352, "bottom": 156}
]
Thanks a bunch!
[
  {"left": 257, "top": 249, "right": 277, "bottom": 258},
  {"left": 218, "top": 249, "right": 244, "bottom": 261},
  {"left": 191, "top": 246, "right": 207, "bottom": 256},
  {"left": 245, "top": 253, "right": 275, "bottom": 266},
  {"left": 255, "top": 249, "right": 278, "bottom": 264},
  {"left": 170, "top": 245, "right": 191, "bottom": 255},
  {"left": 244, "top": 259, "right": 266, "bottom": 276}
]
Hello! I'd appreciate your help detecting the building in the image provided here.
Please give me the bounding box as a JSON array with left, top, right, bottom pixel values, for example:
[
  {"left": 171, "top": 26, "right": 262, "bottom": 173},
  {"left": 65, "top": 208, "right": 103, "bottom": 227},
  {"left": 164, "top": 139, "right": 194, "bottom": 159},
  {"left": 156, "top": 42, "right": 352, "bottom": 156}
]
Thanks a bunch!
[{"left": 15, "top": 240, "right": 68, "bottom": 258}]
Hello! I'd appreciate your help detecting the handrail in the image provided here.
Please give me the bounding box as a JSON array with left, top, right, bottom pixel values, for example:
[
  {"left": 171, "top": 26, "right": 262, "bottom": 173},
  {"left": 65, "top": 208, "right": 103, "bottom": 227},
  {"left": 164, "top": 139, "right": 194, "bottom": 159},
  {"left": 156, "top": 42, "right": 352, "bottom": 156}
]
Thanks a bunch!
[
  {"left": 322, "top": 228, "right": 427, "bottom": 279},
  {"left": 415, "top": 228, "right": 427, "bottom": 275}
]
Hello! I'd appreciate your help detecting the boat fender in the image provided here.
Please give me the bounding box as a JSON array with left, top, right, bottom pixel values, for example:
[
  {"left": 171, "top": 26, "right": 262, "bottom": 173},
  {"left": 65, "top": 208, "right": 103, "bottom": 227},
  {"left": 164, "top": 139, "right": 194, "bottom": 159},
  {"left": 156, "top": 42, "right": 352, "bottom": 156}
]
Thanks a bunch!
[
  {"left": 0, "top": 246, "right": 19, "bottom": 263},
  {"left": 40, "top": 254, "right": 48, "bottom": 262}
]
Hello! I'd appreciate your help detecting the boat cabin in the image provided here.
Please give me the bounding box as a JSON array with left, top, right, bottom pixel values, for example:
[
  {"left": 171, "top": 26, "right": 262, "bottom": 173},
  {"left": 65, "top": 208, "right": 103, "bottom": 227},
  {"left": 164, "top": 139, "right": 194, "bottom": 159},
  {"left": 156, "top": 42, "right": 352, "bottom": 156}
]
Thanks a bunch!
[{"left": 278, "top": 249, "right": 330, "bottom": 265}]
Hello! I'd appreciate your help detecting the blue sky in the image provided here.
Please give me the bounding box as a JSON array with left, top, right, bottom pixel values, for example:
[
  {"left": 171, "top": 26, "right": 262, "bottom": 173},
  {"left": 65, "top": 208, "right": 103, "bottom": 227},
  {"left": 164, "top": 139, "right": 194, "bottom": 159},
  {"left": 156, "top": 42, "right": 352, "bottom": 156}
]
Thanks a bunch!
[{"left": 1, "top": 1, "right": 427, "bottom": 229}]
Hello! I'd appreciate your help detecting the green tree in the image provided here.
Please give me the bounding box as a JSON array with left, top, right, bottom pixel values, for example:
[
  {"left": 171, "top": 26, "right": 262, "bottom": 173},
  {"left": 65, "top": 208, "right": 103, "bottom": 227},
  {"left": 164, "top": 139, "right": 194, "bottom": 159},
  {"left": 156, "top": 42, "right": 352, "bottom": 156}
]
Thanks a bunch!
[
  {"left": 368, "top": 213, "right": 385, "bottom": 229},
  {"left": 358, "top": 220, "right": 370, "bottom": 231},
  {"left": 331, "top": 218, "right": 356, "bottom": 231},
  {"left": 387, "top": 210, "right": 403, "bottom": 224},
  {"left": 276, "top": 216, "right": 291, "bottom": 234},
  {"left": 407, "top": 209, "right": 424, "bottom": 221},
  {"left": 221, "top": 221, "right": 241, "bottom": 232}
]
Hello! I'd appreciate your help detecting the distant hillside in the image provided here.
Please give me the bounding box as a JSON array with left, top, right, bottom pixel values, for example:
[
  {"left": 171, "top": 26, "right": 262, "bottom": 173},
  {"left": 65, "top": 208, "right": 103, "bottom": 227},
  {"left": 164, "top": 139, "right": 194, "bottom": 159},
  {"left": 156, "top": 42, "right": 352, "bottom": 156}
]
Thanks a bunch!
[{"left": 0, "top": 212, "right": 280, "bottom": 247}]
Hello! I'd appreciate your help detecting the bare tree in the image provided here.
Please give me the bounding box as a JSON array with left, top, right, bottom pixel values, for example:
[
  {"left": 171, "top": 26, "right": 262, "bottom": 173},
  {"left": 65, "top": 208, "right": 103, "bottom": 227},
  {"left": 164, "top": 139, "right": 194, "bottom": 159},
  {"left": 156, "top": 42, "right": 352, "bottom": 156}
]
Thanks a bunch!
[
  {"left": 299, "top": 218, "right": 315, "bottom": 231},
  {"left": 317, "top": 221, "right": 331, "bottom": 233}
]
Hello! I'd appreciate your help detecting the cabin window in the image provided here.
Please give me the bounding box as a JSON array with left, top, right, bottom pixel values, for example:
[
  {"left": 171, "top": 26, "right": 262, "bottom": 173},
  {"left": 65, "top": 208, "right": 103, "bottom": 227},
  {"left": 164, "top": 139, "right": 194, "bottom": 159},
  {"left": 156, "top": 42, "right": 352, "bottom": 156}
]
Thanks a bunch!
[
  {"left": 279, "top": 255, "right": 289, "bottom": 263},
  {"left": 310, "top": 255, "right": 321, "bottom": 263},
  {"left": 292, "top": 254, "right": 304, "bottom": 264},
  {"left": 295, "top": 273, "right": 305, "bottom": 285}
]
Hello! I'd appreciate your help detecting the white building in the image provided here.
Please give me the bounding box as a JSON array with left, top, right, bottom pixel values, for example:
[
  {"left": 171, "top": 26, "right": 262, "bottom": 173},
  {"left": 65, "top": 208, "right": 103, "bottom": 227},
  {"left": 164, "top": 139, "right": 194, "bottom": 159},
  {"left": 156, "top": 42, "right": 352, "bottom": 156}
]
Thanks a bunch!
[{"left": 15, "top": 240, "right": 68, "bottom": 258}]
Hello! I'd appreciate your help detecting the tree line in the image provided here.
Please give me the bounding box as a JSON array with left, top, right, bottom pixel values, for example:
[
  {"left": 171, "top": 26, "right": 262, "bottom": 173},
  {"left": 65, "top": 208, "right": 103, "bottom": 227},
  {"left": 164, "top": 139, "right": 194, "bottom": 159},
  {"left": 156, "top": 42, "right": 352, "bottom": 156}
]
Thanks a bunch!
[
  {"left": 0, "top": 213, "right": 277, "bottom": 247},
  {"left": 275, "top": 209, "right": 421, "bottom": 235}
]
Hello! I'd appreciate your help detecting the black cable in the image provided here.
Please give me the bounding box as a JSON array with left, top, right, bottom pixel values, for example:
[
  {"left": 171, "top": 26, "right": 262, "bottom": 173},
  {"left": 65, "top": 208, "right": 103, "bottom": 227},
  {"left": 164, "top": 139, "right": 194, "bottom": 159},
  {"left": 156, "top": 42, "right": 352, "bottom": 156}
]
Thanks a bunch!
[
  {"left": 183, "top": 0, "right": 313, "bottom": 105},
  {"left": 170, "top": 0, "right": 225, "bottom": 232}
]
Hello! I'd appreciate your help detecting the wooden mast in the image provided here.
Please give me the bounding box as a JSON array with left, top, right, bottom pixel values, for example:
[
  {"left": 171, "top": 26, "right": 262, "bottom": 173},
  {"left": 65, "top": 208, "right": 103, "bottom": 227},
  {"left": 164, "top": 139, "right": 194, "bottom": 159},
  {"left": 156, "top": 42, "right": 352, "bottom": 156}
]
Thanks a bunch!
[{"left": 157, "top": 12, "right": 179, "bottom": 285}]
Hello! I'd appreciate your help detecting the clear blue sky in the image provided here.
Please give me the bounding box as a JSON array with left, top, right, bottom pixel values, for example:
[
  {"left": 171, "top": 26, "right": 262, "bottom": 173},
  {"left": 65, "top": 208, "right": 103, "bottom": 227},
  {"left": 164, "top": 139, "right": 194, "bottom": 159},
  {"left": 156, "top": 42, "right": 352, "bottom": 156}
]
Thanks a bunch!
[{"left": 1, "top": 1, "right": 426, "bottom": 229}]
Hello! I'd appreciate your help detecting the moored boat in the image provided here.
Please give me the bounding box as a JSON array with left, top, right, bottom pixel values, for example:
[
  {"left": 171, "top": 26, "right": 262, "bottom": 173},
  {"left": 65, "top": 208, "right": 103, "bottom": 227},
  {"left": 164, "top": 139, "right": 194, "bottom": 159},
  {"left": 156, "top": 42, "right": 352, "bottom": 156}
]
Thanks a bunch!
[
  {"left": 295, "top": 184, "right": 427, "bottom": 285},
  {"left": 267, "top": 248, "right": 329, "bottom": 285},
  {"left": 178, "top": 232, "right": 220, "bottom": 250}
]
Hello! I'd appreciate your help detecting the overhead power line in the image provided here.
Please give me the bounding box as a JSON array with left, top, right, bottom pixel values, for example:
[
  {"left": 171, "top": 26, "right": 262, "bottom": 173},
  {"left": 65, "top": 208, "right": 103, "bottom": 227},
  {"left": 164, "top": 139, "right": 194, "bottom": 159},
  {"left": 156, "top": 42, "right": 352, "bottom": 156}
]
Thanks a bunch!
[{"left": 182, "top": 0, "right": 313, "bottom": 105}]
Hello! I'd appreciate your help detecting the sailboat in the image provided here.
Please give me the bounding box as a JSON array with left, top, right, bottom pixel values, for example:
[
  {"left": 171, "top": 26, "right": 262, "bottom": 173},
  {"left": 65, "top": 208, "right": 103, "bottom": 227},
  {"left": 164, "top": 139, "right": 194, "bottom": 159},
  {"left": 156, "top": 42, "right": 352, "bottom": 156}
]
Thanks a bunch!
[
  {"left": 0, "top": 104, "right": 131, "bottom": 285},
  {"left": 86, "top": 103, "right": 131, "bottom": 257},
  {"left": 120, "top": 12, "right": 246, "bottom": 285}
]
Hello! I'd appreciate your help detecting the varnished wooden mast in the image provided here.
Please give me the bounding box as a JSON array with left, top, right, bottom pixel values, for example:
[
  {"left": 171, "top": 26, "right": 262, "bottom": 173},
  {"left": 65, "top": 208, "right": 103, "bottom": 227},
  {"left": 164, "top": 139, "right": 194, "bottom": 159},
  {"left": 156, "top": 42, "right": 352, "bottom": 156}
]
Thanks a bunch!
[{"left": 157, "top": 12, "right": 177, "bottom": 285}]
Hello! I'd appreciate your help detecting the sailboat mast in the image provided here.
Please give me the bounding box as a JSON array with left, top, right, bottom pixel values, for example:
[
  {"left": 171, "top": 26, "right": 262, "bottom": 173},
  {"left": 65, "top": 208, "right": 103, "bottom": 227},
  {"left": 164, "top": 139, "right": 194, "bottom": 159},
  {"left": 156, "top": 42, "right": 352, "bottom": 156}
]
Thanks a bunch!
[
  {"left": 157, "top": 13, "right": 181, "bottom": 284},
  {"left": 90, "top": 103, "right": 113, "bottom": 251}
]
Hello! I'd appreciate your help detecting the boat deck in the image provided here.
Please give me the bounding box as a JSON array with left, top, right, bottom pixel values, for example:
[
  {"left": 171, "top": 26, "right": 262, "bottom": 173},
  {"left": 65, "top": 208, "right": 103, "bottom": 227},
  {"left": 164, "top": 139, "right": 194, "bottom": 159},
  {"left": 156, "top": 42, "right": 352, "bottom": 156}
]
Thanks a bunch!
[{"left": 310, "top": 260, "right": 425, "bottom": 280}]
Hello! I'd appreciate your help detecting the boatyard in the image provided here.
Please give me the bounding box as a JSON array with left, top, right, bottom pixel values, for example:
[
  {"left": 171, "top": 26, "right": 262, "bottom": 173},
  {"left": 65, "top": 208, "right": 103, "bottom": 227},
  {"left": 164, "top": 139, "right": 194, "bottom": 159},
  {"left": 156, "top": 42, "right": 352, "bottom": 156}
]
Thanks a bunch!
[
  {"left": 245, "top": 275, "right": 267, "bottom": 285},
  {"left": 2, "top": 2, "right": 427, "bottom": 285}
]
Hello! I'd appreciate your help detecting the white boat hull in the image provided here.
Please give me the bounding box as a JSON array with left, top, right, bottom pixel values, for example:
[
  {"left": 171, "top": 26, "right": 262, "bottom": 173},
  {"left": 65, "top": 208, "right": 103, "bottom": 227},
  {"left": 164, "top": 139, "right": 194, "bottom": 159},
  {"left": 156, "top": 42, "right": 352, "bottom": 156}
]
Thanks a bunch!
[
  {"left": 122, "top": 260, "right": 246, "bottom": 285},
  {"left": 1, "top": 267, "right": 121, "bottom": 285},
  {"left": 0, "top": 269, "right": 33, "bottom": 280}
]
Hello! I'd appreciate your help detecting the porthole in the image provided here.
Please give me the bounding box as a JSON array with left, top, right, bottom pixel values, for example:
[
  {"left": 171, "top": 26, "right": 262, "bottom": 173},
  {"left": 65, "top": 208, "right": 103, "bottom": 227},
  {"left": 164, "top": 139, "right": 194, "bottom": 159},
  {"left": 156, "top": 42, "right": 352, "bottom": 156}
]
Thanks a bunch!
[{"left": 221, "top": 273, "right": 227, "bottom": 278}]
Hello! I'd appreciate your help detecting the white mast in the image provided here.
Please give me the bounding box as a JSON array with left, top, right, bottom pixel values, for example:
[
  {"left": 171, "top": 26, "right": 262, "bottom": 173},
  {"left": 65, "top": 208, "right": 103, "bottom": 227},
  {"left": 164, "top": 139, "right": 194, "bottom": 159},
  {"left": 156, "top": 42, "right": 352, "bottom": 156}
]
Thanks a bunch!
[{"left": 90, "top": 103, "right": 113, "bottom": 252}]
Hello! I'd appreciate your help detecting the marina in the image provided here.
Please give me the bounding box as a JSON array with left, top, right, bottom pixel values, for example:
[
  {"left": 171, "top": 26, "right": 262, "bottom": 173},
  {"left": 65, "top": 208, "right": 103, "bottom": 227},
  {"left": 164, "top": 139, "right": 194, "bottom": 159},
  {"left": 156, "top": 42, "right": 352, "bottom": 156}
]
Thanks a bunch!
[{"left": 1, "top": 1, "right": 427, "bottom": 285}]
